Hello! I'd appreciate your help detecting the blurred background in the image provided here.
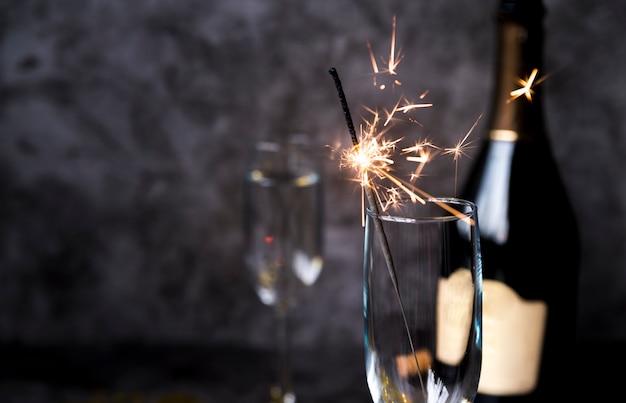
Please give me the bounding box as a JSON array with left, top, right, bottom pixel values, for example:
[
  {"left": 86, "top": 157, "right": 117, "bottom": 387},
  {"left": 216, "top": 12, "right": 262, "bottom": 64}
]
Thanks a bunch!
[{"left": 0, "top": 0, "right": 625, "bottom": 400}]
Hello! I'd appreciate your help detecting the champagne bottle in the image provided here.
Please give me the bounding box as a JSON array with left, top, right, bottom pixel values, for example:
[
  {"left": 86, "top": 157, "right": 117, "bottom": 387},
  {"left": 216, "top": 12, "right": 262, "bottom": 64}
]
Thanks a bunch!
[{"left": 460, "top": 0, "right": 580, "bottom": 401}]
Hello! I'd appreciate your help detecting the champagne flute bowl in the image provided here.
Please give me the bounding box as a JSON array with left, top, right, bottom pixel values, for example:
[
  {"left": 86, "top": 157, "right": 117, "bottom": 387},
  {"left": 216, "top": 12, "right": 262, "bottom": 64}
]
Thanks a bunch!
[
  {"left": 243, "top": 134, "right": 324, "bottom": 403},
  {"left": 363, "top": 197, "right": 482, "bottom": 403}
]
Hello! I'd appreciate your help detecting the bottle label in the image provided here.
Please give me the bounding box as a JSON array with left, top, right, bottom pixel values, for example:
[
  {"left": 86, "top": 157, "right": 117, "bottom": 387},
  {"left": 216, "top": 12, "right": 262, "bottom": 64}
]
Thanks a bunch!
[
  {"left": 436, "top": 268, "right": 474, "bottom": 365},
  {"left": 478, "top": 279, "right": 547, "bottom": 395}
]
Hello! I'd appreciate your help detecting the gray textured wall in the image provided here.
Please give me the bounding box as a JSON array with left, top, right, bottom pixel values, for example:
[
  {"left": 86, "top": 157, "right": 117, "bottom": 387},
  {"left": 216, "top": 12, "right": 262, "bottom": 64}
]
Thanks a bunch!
[{"left": 0, "top": 0, "right": 624, "bottom": 349}]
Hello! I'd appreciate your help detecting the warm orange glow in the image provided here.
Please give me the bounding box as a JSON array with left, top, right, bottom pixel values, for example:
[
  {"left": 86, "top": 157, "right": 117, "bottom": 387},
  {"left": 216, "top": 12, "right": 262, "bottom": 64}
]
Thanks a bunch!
[
  {"left": 368, "top": 15, "right": 404, "bottom": 90},
  {"left": 336, "top": 15, "right": 481, "bottom": 226},
  {"left": 442, "top": 115, "right": 482, "bottom": 194},
  {"left": 387, "top": 15, "right": 402, "bottom": 76},
  {"left": 509, "top": 68, "right": 539, "bottom": 103},
  {"left": 339, "top": 107, "right": 474, "bottom": 225},
  {"left": 402, "top": 140, "right": 438, "bottom": 180},
  {"left": 380, "top": 96, "right": 433, "bottom": 127}
]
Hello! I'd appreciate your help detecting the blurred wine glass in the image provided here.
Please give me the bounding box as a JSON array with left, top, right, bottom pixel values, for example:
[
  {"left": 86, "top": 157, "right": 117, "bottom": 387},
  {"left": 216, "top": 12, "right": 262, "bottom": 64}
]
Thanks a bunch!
[
  {"left": 363, "top": 198, "right": 482, "bottom": 403},
  {"left": 243, "top": 134, "right": 324, "bottom": 403}
]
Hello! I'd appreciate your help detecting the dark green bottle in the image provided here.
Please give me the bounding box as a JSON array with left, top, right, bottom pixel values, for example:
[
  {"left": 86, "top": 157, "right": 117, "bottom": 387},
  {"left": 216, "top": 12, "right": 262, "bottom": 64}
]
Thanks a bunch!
[{"left": 460, "top": 0, "right": 580, "bottom": 401}]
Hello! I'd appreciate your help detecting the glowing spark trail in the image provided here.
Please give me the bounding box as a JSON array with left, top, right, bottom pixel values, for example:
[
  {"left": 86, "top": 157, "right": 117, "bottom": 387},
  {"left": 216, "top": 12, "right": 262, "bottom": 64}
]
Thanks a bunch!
[
  {"left": 332, "top": 15, "right": 480, "bottom": 223},
  {"left": 340, "top": 112, "right": 435, "bottom": 222},
  {"left": 509, "top": 68, "right": 539, "bottom": 103},
  {"left": 368, "top": 15, "right": 404, "bottom": 90},
  {"left": 381, "top": 96, "right": 433, "bottom": 127},
  {"left": 442, "top": 114, "right": 482, "bottom": 194},
  {"left": 402, "top": 140, "right": 438, "bottom": 180},
  {"left": 387, "top": 15, "right": 402, "bottom": 76}
]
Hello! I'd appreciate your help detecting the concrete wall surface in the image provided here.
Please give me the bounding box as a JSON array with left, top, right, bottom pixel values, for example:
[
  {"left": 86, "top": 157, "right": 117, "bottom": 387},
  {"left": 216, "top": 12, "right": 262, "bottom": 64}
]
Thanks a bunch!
[{"left": 0, "top": 0, "right": 624, "bottom": 348}]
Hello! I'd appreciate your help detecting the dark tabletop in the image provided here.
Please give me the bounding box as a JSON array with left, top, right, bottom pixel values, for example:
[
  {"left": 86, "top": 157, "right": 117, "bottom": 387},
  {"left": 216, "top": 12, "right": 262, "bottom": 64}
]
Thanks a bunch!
[
  {"left": 0, "top": 343, "right": 371, "bottom": 403},
  {"left": 1, "top": 341, "right": 625, "bottom": 402}
]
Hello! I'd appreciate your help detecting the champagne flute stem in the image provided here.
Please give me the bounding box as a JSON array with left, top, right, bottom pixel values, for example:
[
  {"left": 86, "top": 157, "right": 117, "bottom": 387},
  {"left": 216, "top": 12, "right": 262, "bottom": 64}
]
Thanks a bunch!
[
  {"left": 271, "top": 307, "right": 295, "bottom": 403},
  {"left": 270, "top": 184, "right": 295, "bottom": 403}
]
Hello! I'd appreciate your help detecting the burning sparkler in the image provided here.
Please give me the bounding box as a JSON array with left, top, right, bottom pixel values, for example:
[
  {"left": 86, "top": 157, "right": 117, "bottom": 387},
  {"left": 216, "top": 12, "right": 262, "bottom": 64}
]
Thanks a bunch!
[
  {"left": 329, "top": 14, "right": 545, "bottom": 403},
  {"left": 330, "top": 65, "right": 429, "bottom": 397},
  {"left": 334, "top": 15, "right": 482, "bottom": 222},
  {"left": 335, "top": 14, "right": 545, "bottom": 224},
  {"left": 338, "top": 107, "right": 433, "bottom": 222}
]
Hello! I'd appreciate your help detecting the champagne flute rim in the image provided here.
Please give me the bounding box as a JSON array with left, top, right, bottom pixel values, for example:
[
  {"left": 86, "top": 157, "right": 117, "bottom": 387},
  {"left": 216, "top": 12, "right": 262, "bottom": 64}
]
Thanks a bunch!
[{"left": 366, "top": 197, "right": 477, "bottom": 223}]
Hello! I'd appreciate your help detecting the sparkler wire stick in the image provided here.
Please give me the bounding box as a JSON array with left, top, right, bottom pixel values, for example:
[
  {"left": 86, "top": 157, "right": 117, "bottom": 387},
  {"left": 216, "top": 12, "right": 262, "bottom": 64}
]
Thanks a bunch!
[
  {"left": 328, "top": 67, "right": 427, "bottom": 395},
  {"left": 328, "top": 67, "right": 397, "bottom": 290},
  {"left": 328, "top": 67, "right": 359, "bottom": 146}
]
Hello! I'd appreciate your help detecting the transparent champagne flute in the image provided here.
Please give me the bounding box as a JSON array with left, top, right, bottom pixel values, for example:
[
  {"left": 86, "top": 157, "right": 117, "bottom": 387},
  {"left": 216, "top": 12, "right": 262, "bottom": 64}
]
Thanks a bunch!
[
  {"left": 243, "top": 134, "right": 324, "bottom": 403},
  {"left": 363, "top": 198, "right": 482, "bottom": 403}
]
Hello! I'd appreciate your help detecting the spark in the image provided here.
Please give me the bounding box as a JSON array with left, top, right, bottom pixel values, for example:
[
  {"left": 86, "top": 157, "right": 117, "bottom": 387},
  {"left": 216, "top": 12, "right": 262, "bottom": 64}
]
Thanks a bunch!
[
  {"left": 402, "top": 140, "right": 439, "bottom": 181},
  {"left": 367, "top": 15, "right": 404, "bottom": 90},
  {"left": 367, "top": 41, "right": 380, "bottom": 88},
  {"left": 442, "top": 115, "right": 482, "bottom": 163},
  {"left": 442, "top": 114, "right": 482, "bottom": 195},
  {"left": 398, "top": 103, "right": 433, "bottom": 113},
  {"left": 340, "top": 111, "right": 441, "bottom": 225},
  {"left": 381, "top": 96, "right": 433, "bottom": 127},
  {"left": 387, "top": 15, "right": 402, "bottom": 76},
  {"left": 509, "top": 68, "right": 540, "bottom": 103},
  {"left": 339, "top": 118, "right": 404, "bottom": 225}
]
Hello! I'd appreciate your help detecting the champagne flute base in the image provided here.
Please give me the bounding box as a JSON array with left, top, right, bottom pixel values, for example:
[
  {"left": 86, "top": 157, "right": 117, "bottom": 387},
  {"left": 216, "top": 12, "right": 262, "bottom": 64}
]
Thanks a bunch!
[{"left": 270, "top": 385, "right": 296, "bottom": 403}]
